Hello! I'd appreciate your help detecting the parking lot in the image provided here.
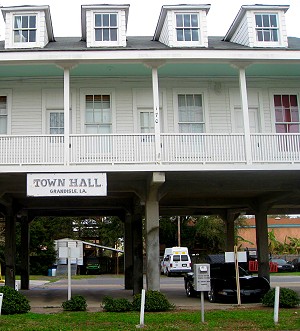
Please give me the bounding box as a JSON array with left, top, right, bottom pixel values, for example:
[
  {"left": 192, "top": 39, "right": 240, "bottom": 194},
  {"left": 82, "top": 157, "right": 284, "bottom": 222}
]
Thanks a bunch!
[{"left": 17, "top": 274, "right": 300, "bottom": 313}]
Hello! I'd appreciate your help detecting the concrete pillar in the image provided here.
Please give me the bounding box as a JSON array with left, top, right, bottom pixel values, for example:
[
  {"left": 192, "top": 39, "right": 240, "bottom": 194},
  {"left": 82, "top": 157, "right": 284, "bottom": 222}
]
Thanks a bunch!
[
  {"left": 4, "top": 208, "right": 16, "bottom": 288},
  {"left": 145, "top": 172, "right": 165, "bottom": 291},
  {"left": 225, "top": 217, "right": 235, "bottom": 252},
  {"left": 132, "top": 211, "right": 143, "bottom": 295},
  {"left": 145, "top": 197, "right": 160, "bottom": 291},
  {"left": 255, "top": 206, "right": 270, "bottom": 282},
  {"left": 219, "top": 211, "right": 239, "bottom": 252},
  {"left": 20, "top": 216, "right": 30, "bottom": 290},
  {"left": 124, "top": 213, "right": 133, "bottom": 290}
]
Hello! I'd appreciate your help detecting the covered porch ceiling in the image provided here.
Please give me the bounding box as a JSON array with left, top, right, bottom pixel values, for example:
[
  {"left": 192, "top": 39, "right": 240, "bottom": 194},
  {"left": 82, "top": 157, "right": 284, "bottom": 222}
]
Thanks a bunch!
[{"left": 0, "top": 62, "right": 299, "bottom": 78}]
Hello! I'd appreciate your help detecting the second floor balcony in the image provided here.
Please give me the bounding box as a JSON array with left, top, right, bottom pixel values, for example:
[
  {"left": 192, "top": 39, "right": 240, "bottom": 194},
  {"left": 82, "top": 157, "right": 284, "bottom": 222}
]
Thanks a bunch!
[{"left": 0, "top": 133, "right": 299, "bottom": 171}]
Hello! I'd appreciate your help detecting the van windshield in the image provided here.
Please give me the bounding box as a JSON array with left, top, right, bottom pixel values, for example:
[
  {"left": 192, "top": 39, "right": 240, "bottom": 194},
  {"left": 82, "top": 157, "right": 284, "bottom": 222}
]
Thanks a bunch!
[{"left": 181, "top": 255, "right": 188, "bottom": 261}]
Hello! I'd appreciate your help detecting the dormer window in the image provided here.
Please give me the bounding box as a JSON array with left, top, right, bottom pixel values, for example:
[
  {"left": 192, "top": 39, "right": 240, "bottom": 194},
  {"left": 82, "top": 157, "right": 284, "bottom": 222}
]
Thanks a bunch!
[
  {"left": 154, "top": 5, "right": 210, "bottom": 48},
  {"left": 255, "top": 13, "right": 278, "bottom": 42},
  {"left": 224, "top": 5, "right": 289, "bottom": 48},
  {"left": 14, "top": 15, "right": 37, "bottom": 43},
  {"left": 94, "top": 13, "right": 118, "bottom": 42},
  {"left": 81, "top": 4, "right": 129, "bottom": 48},
  {"left": 1, "top": 5, "right": 54, "bottom": 49},
  {"left": 175, "top": 13, "right": 199, "bottom": 42}
]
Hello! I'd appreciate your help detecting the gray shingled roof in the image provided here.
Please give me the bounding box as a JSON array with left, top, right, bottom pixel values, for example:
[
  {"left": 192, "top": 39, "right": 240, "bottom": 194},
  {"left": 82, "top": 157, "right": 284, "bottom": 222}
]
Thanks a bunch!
[{"left": 0, "top": 36, "right": 299, "bottom": 52}]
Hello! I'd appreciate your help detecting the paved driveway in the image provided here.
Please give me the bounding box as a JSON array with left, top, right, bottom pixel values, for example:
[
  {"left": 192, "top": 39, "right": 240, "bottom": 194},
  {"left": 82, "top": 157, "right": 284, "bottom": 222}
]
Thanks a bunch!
[{"left": 17, "top": 274, "right": 300, "bottom": 313}]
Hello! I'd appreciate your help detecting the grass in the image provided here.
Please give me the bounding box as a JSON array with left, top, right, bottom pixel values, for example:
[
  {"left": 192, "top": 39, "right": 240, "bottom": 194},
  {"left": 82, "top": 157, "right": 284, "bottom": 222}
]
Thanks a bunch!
[{"left": 0, "top": 308, "right": 299, "bottom": 330}]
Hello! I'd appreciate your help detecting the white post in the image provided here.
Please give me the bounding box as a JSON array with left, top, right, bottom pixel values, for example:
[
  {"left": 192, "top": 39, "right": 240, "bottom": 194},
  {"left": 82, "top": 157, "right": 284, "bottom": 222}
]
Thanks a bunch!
[
  {"left": 238, "top": 67, "right": 252, "bottom": 165},
  {"left": 234, "top": 246, "right": 241, "bottom": 305},
  {"left": 200, "top": 291, "right": 205, "bottom": 323},
  {"left": 0, "top": 293, "right": 3, "bottom": 315},
  {"left": 137, "top": 289, "right": 145, "bottom": 328},
  {"left": 68, "top": 246, "right": 71, "bottom": 300},
  {"left": 274, "top": 286, "right": 280, "bottom": 324},
  {"left": 64, "top": 67, "right": 70, "bottom": 166},
  {"left": 151, "top": 67, "right": 161, "bottom": 162}
]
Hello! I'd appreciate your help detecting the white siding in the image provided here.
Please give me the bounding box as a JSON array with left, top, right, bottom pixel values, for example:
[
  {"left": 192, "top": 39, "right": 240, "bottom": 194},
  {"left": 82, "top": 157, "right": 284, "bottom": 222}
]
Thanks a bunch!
[
  {"left": 0, "top": 77, "right": 299, "bottom": 137},
  {"left": 158, "top": 12, "right": 171, "bottom": 47},
  {"left": 231, "top": 13, "right": 250, "bottom": 47}
]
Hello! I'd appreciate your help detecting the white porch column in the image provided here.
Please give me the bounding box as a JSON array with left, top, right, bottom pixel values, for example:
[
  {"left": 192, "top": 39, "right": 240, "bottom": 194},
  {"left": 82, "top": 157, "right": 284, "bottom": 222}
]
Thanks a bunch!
[
  {"left": 151, "top": 67, "right": 162, "bottom": 162},
  {"left": 64, "top": 67, "right": 70, "bottom": 166},
  {"left": 238, "top": 67, "right": 252, "bottom": 164}
]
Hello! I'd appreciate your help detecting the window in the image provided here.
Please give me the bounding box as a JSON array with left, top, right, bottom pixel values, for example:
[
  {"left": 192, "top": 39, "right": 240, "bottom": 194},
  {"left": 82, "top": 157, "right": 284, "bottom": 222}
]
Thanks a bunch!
[
  {"left": 13, "top": 15, "right": 36, "bottom": 43},
  {"left": 85, "top": 95, "right": 112, "bottom": 133},
  {"left": 176, "top": 13, "right": 199, "bottom": 41},
  {"left": 94, "top": 13, "right": 117, "bottom": 42},
  {"left": 255, "top": 13, "right": 278, "bottom": 42},
  {"left": 49, "top": 112, "right": 64, "bottom": 134},
  {"left": 274, "top": 95, "right": 299, "bottom": 133},
  {"left": 0, "top": 96, "right": 7, "bottom": 134},
  {"left": 140, "top": 111, "right": 154, "bottom": 133},
  {"left": 178, "top": 94, "right": 204, "bottom": 133}
]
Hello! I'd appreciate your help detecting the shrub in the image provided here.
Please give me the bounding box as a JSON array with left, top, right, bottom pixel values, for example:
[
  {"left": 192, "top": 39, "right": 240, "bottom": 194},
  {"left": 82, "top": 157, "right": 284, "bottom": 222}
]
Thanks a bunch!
[
  {"left": 132, "top": 290, "right": 175, "bottom": 312},
  {"left": 102, "top": 296, "right": 132, "bottom": 312},
  {"left": 0, "top": 286, "right": 31, "bottom": 315},
  {"left": 62, "top": 295, "right": 87, "bottom": 311},
  {"left": 262, "top": 287, "right": 300, "bottom": 308}
]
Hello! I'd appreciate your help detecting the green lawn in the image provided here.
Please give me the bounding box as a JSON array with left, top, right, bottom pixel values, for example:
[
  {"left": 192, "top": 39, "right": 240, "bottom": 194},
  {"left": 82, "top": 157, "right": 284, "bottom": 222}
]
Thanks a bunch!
[{"left": 0, "top": 308, "right": 299, "bottom": 330}]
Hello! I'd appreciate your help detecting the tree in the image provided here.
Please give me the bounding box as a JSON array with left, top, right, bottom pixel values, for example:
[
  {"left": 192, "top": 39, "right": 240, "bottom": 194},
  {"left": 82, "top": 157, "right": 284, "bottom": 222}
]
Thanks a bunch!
[{"left": 159, "top": 215, "right": 226, "bottom": 256}]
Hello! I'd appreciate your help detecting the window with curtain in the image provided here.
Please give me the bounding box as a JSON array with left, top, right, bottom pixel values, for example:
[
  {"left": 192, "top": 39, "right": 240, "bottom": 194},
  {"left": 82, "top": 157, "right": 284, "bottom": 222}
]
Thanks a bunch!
[
  {"left": 274, "top": 95, "right": 299, "bottom": 133},
  {"left": 49, "top": 112, "right": 64, "bottom": 134},
  {"left": 178, "top": 94, "right": 204, "bottom": 133},
  {"left": 13, "top": 15, "right": 37, "bottom": 43},
  {"left": 85, "top": 95, "right": 112, "bottom": 133},
  {"left": 0, "top": 96, "right": 7, "bottom": 134}
]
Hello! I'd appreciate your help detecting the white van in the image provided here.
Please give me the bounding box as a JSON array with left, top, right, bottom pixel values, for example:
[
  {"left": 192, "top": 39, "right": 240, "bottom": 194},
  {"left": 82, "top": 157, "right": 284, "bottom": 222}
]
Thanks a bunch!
[{"left": 160, "top": 247, "right": 192, "bottom": 276}]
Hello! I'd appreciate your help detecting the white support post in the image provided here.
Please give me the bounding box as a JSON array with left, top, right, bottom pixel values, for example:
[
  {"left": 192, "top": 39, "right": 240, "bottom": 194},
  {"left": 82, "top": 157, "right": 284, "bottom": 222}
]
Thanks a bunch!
[
  {"left": 151, "top": 67, "right": 161, "bottom": 162},
  {"left": 67, "top": 246, "right": 71, "bottom": 300},
  {"left": 0, "top": 293, "right": 3, "bottom": 315},
  {"left": 137, "top": 289, "right": 146, "bottom": 328},
  {"left": 274, "top": 286, "right": 280, "bottom": 324},
  {"left": 238, "top": 67, "right": 252, "bottom": 165},
  {"left": 64, "top": 67, "right": 70, "bottom": 166}
]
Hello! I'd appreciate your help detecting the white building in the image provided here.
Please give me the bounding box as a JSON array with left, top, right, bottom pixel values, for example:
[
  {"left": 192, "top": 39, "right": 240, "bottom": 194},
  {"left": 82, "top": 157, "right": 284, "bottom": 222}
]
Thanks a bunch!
[{"left": 1, "top": 3, "right": 300, "bottom": 293}]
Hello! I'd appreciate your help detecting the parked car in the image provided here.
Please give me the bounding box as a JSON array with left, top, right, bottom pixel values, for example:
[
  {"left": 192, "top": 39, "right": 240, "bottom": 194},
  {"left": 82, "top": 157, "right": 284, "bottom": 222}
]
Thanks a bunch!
[
  {"left": 270, "top": 258, "right": 294, "bottom": 272},
  {"left": 85, "top": 257, "right": 101, "bottom": 274},
  {"left": 291, "top": 257, "right": 300, "bottom": 272},
  {"left": 184, "top": 263, "right": 270, "bottom": 303}
]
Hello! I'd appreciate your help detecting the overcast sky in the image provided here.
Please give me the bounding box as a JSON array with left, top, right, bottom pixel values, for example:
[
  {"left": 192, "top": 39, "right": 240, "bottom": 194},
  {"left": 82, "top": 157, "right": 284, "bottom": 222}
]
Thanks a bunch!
[{"left": 0, "top": 0, "right": 299, "bottom": 38}]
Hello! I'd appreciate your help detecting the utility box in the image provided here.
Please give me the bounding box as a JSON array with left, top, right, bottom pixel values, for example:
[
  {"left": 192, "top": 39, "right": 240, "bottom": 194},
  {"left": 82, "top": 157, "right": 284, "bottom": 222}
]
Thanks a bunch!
[{"left": 194, "top": 263, "right": 211, "bottom": 292}]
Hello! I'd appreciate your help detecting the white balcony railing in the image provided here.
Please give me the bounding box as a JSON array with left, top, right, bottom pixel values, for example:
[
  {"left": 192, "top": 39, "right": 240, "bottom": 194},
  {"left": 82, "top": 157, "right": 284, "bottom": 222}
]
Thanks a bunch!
[
  {"left": 251, "top": 134, "right": 300, "bottom": 163},
  {"left": 0, "top": 133, "right": 299, "bottom": 166},
  {"left": 161, "top": 134, "right": 245, "bottom": 163},
  {"left": 0, "top": 135, "right": 64, "bottom": 165}
]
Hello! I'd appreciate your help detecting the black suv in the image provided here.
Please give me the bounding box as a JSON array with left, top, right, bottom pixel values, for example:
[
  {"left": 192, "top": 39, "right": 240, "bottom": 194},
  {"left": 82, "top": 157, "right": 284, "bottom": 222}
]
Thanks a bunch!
[{"left": 184, "top": 263, "right": 270, "bottom": 303}]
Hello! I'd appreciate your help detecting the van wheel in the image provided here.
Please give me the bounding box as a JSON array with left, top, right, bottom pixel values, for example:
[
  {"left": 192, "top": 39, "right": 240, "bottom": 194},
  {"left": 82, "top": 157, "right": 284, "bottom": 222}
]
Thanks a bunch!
[{"left": 166, "top": 269, "right": 171, "bottom": 277}]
